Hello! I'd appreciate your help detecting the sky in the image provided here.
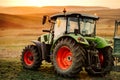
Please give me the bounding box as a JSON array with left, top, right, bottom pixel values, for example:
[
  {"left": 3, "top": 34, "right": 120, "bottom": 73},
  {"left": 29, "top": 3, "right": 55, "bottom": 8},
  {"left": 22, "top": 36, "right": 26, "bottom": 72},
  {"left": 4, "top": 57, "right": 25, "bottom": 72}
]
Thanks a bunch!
[{"left": 0, "top": 0, "right": 120, "bottom": 9}]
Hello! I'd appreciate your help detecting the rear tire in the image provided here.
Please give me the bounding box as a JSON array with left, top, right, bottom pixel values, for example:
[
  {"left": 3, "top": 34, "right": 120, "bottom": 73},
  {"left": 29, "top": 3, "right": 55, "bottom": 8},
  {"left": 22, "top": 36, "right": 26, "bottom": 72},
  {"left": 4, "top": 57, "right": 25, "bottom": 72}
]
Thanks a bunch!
[
  {"left": 86, "top": 46, "right": 114, "bottom": 76},
  {"left": 21, "top": 45, "right": 42, "bottom": 70},
  {"left": 53, "top": 38, "right": 85, "bottom": 77}
]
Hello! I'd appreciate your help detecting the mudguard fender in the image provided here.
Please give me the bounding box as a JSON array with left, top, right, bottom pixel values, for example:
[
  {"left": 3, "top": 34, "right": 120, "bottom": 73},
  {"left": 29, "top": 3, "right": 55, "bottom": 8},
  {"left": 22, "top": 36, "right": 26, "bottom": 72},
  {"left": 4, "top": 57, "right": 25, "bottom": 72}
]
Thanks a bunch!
[{"left": 31, "top": 40, "right": 46, "bottom": 60}]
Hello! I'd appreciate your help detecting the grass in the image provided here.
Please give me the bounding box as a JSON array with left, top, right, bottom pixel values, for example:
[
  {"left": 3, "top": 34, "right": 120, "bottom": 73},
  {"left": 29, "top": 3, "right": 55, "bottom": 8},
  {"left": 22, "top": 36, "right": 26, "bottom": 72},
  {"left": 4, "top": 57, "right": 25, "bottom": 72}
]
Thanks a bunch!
[
  {"left": 0, "top": 34, "right": 39, "bottom": 58},
  {"left": 0, "top": 58, "right": 120, "bottom": 80}
]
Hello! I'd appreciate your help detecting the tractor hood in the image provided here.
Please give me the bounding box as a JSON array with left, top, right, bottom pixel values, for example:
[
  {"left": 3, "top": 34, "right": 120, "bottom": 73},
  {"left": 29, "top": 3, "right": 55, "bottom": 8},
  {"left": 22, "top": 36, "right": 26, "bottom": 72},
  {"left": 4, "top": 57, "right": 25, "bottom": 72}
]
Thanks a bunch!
[{"left": 85, "top": 36, "right": 112, "bottom": 48}]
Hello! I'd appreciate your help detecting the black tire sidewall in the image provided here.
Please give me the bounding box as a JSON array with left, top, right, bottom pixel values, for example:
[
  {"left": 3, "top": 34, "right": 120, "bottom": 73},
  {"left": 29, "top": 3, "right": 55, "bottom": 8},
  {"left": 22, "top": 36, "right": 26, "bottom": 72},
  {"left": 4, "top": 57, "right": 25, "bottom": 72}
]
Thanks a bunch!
[
  {"left": 100, "top": 47, "right": 113, "bottom": 73},
  {"left": 53, "top": 39, "right": 85, "bottom": 77},
  {"left": 21, "top": 45, "right": 41, "bottom": 70}
]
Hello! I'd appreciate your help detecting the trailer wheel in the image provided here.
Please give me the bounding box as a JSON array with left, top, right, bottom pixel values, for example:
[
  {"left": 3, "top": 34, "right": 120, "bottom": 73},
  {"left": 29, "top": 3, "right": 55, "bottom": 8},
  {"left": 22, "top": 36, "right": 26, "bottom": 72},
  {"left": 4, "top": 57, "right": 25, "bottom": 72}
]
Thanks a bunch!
[
  {"left": 53, "top": 38, "right": 85, "bottom": 77},
  {"left": 86, "top": 46, "right": 114, "bottom": 76},
  {"left": 21, "top": 45, "right": 42, "bottom": 70}
]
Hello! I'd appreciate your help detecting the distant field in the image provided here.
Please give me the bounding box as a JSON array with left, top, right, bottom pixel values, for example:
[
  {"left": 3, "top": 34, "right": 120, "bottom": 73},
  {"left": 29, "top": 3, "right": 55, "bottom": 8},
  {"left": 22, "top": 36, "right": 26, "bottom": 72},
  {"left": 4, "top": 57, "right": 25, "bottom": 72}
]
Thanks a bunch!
[{"left": 0, "top": 29, "right": 43, "bottom": 58}]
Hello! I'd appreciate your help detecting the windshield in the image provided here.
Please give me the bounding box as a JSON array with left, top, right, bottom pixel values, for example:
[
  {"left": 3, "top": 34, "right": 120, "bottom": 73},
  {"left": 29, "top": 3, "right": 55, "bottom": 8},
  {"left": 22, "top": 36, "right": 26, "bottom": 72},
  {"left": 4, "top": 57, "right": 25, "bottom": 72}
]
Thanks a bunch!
[
  {"left": 80, "top": 18, "right": 95, "bottom": 36},
  {"left": 67, "top": 17, "right": 95, "bottom": 36},
  {"left": 67, "top": 17, "right": 79, "bottom": 33}
]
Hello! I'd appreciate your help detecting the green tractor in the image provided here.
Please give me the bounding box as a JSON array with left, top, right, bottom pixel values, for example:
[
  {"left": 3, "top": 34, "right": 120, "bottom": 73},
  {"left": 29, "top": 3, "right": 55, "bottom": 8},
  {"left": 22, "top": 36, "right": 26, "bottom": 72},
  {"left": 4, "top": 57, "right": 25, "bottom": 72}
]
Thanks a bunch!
[{"left": 21, "top": 10, "right": 114, "bottom": 77}]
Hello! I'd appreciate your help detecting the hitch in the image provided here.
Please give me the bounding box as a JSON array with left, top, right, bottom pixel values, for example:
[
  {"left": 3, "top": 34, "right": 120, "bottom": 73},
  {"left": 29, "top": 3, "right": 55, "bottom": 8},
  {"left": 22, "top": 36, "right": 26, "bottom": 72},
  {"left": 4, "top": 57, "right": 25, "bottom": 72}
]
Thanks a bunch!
[
  {"left": 113, "top": 57, "right": 120, "bottom": 72},
  {"left": 86, "top": 66, "right": 103, "bottom": 75}
]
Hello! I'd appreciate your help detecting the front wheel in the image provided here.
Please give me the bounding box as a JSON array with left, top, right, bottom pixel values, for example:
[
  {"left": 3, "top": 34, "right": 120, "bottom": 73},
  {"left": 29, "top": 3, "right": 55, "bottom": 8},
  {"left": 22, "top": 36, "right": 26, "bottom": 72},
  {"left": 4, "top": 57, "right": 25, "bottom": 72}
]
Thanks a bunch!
[
  {"left": 21, "top": 45, "right": 42, "bottom": 70},
  {"left": 53, "top": 38, "right": 85, "bottom": 77},
  {"left": 86, "top": 46, "right": 114, "bottom": 76}
]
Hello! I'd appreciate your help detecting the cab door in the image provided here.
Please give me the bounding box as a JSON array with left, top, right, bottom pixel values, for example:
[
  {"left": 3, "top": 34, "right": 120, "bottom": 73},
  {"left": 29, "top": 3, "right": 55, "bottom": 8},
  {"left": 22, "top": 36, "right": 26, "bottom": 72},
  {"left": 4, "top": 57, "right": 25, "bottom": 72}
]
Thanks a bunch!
[{"left": 54, "top": 17, "right": 66, "bottom": 39}]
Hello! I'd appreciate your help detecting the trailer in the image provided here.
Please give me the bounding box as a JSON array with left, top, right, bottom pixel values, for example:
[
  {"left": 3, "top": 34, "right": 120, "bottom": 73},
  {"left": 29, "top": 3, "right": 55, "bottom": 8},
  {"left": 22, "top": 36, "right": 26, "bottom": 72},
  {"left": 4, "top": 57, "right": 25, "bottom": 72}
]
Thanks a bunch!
[{"left": 113, "top": 20, "right": 120, "bottom": 71}]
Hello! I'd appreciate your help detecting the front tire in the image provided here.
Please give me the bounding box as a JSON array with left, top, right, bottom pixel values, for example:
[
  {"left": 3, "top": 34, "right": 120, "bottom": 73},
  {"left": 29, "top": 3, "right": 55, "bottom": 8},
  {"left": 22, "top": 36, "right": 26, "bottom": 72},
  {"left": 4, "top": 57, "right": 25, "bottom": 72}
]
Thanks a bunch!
[
  {"left": 86, "top": 46, "right": 114, "bottom": 76},
  {"left": 53, "top": 38, "right": 85, "bottom": 77},
  {"left": 21, "top": 45, "right": 42, "bottom": 70}
]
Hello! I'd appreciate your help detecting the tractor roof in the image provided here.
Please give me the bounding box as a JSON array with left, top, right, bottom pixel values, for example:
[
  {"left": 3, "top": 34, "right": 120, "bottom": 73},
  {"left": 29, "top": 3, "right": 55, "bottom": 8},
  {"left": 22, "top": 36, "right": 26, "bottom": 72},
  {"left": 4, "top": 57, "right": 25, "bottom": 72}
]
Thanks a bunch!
[{"left": 50, "top": 12, "right": 99, "bottom": 20}]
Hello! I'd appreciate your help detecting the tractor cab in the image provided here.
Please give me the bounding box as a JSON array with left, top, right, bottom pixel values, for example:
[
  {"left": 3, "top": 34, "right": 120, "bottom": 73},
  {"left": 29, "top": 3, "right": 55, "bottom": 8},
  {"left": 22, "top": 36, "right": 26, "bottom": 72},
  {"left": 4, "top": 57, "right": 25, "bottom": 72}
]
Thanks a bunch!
[
  {"left": 113, "top": 20, "right": 120, "bottom": 58},
  {"left": 50, "top": 12, "right": 99, "bottom": 39},
  {"left": 42, "top": 12, "right": 99, "bottom": 45}
]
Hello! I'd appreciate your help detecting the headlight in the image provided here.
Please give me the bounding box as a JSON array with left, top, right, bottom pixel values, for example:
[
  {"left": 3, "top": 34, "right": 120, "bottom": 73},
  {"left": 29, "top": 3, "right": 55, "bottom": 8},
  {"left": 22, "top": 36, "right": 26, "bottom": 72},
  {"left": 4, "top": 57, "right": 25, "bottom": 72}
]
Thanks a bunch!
[{"left": 77, "top": 37, "right": 85, "bottom": 42}]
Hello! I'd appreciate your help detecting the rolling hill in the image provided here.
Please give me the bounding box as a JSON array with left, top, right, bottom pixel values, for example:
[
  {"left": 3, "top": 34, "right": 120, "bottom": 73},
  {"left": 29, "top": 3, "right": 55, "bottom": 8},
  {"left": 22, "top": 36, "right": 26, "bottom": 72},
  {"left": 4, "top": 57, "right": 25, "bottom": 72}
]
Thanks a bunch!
[
  {"left": 0, "top": 13, "right": 45, "bottom": 29},
  {"left": 0, "top": 7, "right": 120, "bottom": 29},
  {"left": 0, "top": 6, "right": 120, "bottom": 37}
]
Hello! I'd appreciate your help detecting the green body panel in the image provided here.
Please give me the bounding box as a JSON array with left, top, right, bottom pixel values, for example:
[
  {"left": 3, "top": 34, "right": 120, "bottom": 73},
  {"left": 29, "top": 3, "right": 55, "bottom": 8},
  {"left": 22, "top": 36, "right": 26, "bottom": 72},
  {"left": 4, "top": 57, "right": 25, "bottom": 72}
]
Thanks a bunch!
[
  {"left": 63, "top": 34, "right": 89, "bottom": 45},
  {"left": 85, "top": 36, "right": 112, "bottom": 48},
  {"left": 51, "top": 34, "right": 89, "bottom": 51},
  {"left": 40, "top": 33, "right": 88, "bottom": 44},
  {"left": 40, "top": 33, "right": 111, "bottom": 51},
  {"left": 40, "top": 33, "right": 52, "bottom": 44},
  {"left": 95, "top": 37, "right": 112, "bottom": 48},
  {"left": 54, "top": 34, "right": 89, "bottom": 45}
]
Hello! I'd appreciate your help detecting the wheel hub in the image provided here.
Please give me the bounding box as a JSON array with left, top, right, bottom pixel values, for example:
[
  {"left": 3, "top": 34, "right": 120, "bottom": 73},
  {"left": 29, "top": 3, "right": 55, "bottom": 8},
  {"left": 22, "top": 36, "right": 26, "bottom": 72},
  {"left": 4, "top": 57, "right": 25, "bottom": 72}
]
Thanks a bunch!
[
  {"left": 98, "top": 53, "right": 104, "bottom": 66},
  {"left": 29, "top": 56, "right": 33, "bottom": 61},
  {"left": 67, "top": 56, "right": 72, "bottom": 61},
  {"left": 24, "top": 51, "right": 34, "bottom": 66},
  {"left": 56, "top": 46, "right": 72, "bottom": 70}
]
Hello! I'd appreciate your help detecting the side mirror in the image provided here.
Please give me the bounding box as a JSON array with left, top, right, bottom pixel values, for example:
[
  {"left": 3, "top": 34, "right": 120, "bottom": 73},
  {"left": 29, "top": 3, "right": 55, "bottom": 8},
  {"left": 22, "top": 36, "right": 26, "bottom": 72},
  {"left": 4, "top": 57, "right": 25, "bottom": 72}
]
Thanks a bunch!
[{"left": 42, "top": 15, "right": 47, "bottom": 25}]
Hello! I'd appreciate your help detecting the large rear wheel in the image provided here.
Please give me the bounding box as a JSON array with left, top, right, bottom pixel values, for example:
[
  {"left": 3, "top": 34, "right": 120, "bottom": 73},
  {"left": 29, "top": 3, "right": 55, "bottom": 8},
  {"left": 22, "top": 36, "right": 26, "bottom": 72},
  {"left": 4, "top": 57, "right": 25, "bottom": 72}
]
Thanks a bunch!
[
  {"left": 53, "top": 38, "right": 85, "bottom": 77},
  {"left": 21, "top": 45, "right": 42, "bottom": 70}
]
